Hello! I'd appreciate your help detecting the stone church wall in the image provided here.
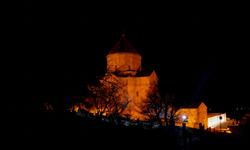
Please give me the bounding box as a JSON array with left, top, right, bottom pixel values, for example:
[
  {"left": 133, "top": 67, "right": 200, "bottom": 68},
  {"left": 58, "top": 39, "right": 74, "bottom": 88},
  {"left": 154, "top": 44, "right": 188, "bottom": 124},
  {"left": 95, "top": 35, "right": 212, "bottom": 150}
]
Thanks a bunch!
[{"left": 106, "top": 53, "right": 141, "bottom": 73}]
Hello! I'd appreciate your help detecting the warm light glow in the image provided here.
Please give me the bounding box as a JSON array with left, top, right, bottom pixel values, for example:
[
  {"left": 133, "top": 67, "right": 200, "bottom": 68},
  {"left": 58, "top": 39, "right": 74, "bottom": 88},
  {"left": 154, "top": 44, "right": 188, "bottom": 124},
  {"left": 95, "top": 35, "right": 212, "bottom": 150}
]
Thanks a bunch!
[
  {"left": 208, "top": 113, "right": 226, "bottom": 128},
  {"left": 105, "top": 46, "right": 158, "bottom": 121},
  {"left": 175, "top": 104, "right": 207, "bottom": 129},
  {"left": 44, "top": 103, "right": 53, "bottom": 110}
]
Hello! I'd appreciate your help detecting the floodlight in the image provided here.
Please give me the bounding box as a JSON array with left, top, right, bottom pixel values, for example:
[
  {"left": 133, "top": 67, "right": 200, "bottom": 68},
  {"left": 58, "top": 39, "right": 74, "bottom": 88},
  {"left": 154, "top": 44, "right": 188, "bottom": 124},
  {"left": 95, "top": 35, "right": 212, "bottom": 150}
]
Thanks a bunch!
[{"left": 183, "top": 115, "right": 188, "bottom": 122}]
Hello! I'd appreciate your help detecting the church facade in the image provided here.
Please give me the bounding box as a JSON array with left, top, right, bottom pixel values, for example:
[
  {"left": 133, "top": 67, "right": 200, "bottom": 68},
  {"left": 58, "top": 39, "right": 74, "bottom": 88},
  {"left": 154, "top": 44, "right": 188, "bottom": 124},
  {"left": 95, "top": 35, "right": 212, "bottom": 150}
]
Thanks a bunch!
[
  {"left": 73, "top": 34, "right": 228, "bottom": 129},
  {"left": 105, "top": 34, "right": 158, "bottom": 120}
]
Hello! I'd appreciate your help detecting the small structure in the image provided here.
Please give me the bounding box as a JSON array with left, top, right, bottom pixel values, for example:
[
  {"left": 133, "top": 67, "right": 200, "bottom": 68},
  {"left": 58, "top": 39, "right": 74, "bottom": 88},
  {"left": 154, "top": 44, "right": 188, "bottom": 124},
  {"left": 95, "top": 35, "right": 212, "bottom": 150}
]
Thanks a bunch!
[
  {"left": 175, "top": 102, "right": 208, "bottom": 129},
  {"left": 207, "top": 113, "right": 226, "bottom": 128},
  {"left": 175, "top": 102, "right": 227, "bottom": 130}
]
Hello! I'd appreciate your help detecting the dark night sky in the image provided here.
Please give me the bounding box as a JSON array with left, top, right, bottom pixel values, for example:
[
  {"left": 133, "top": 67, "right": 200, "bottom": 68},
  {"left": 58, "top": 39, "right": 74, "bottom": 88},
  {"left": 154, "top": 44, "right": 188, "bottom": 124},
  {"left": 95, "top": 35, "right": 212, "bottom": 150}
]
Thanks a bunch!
[{"left": 3, "top": 1, "right": 250, "bottom": 111}]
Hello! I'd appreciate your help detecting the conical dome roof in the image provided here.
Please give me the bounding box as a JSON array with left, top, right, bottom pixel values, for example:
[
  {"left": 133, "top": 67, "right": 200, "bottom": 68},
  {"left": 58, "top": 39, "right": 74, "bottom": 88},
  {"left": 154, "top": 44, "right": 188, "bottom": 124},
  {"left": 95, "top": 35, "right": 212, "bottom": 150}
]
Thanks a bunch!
[{"left": 109, "top": 34, "right": 140, "bottom": 54}]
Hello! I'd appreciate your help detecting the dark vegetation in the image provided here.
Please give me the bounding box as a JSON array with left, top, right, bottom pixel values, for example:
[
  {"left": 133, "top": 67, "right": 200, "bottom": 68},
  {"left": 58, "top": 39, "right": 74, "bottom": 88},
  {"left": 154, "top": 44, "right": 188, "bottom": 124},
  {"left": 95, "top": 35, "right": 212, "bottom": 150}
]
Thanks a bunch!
[
  {"left": 4, "top": 109, "right": 178, "bottom": 150},
  {"left": 3, "top": 106, "right": 250, "bottom": 150},
  {"left": 3, "top": 74, "right": 250, "bottom": 150}
]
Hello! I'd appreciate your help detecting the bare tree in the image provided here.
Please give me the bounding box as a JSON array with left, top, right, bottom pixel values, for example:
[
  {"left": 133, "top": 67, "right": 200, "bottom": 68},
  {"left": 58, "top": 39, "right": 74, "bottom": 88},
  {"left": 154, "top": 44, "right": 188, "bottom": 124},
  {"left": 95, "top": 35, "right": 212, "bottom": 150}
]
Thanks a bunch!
[
  {"left": 138, "top": 85, "right": 180, "bottom": 129},
  {"left": 86, "top": 73, "right": 132, "bottom": 122},
  {"left": 163, "top": 92, "right": 180, "bottom": 127},
  {"left": 138, "top": 85, "right": 163, "bottom": 129}
]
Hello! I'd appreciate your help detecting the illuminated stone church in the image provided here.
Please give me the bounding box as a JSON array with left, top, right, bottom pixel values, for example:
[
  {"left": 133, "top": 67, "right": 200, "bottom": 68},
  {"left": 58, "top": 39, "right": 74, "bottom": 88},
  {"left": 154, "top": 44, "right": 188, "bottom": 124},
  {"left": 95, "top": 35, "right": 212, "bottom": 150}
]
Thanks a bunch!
[
  {"left": 106, "top": 34, "right": 158, "bottom": 120},
  {"left": 73, "top": 34, "right": 227, "bottom": 129}
]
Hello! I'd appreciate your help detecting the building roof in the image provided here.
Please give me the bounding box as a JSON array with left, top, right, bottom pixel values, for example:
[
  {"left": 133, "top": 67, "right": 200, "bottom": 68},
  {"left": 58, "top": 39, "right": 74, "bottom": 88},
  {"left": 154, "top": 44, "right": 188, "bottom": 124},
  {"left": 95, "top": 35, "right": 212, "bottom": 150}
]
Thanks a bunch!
[
  {"left": 111, "top": 70, "right": 154, "bottom": 77},
  {"left": 207, "top": 113, "right": 225, "bottom": 118},
  {"left": 109, "top": 34, "right": 140, "bottom": 55},
  {"left": 135, "top": 70, "right": 154, "bottom": 77},
  {"left": 180, "top": 102, "right": 204, "bottom": 108}
]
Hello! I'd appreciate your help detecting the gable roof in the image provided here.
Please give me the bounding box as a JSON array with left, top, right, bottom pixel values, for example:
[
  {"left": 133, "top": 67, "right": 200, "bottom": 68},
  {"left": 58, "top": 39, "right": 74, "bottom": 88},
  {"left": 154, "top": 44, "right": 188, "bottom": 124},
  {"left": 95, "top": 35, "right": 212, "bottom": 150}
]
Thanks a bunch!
[
  {"left": 110, "top": 70, "right": 154, "bottom": 78},
  {"left": 135, "top": 70, "right": 154, "bottom": 77},
  {"left": 207, "top": 113, "right": 224, "bottom": 118},
  {"left": 109, "top": 34, "right": 140, "bottom": 54},
  {"left": 180, "top": 102, "right": 206, "bottom": 108}
]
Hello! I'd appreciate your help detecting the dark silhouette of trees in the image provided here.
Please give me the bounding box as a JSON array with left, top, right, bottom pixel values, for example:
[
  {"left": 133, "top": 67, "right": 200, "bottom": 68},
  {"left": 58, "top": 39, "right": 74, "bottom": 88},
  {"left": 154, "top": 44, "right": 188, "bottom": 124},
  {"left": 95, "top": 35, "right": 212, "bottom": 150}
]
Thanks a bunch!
[
  {"left": 86, "top": 73, "right": 132, "bottom": 122},
  {"left": 138, "top": 85, "right": 180, "bottom": 129},
  {"left": 163, "top": 92, "right": 180, "bottom": 127},
  {"left": 138, "top": 85, "right": 163, "bottom": 129},
  {"left": 240, "top": 112, "right": 250, "bottom": 126},
  {"left": 48, "top": 95, "right": 80, "bottom": 116}
]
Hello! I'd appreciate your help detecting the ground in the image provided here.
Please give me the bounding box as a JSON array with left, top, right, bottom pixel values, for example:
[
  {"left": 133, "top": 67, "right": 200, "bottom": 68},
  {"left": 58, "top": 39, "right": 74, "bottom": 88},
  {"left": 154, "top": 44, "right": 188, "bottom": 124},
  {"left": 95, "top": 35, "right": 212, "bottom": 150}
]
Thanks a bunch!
[
  {"left": 4, "top": 110, "right": 250, "bottom": 150},
  {"left": 211, "top": 119, "right": 238, "bottom": 133}
]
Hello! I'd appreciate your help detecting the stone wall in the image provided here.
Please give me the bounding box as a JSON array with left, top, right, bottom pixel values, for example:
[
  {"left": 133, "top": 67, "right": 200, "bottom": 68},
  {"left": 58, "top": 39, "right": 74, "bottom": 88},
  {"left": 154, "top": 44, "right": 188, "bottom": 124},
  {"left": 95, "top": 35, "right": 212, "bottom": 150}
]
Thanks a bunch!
[
  {"left": 175, "top": 102, "right": 208, "bottom": 129},
  {"left": 207, "top": 113, "right": 226, "bottom": 128},
  {"left": 197, "top": 102, "right": 208, "bottom": 129},
  {"left": 106, "top": 53, "right": 142, "bottom": 73},
  {"left": 175, "top": 108, "right": 199, "bottom": 129}
]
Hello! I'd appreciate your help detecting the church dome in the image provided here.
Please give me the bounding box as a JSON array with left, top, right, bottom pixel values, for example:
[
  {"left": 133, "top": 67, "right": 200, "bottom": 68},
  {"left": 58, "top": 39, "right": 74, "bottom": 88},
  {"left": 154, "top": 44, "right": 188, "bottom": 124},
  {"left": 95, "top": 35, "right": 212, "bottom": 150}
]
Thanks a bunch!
[
  {"left": 109, "top": 34, "right": 140, "bottom": 55},
  {"left": 106, "top": 34, "right": 142, "bottom": 75}
]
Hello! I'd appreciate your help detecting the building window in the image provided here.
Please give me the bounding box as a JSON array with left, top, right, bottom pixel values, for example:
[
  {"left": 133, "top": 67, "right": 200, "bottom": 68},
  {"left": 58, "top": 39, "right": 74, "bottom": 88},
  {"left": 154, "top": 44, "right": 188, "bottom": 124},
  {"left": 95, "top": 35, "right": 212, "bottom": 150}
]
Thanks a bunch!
[{"left": 137, "top": 91, "right": 139, "bottom": 97}]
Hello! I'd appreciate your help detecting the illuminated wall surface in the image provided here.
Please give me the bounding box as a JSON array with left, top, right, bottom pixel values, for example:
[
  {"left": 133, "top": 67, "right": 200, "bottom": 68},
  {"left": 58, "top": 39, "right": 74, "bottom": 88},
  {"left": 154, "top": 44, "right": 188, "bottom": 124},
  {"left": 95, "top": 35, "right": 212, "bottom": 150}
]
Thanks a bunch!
[
  {"left": 105, "top": 35, "right": 159, "bottom": 120},
  {"left": 207, "top": 113, "right": 226, "bottom": 128},
  {"left": 175, "top": 102, "right": 227, "bottom": 129},
  {"left": 175, "top": 108, "right": 199, "bottom": 128},
  {"left": 106, "top": 53, "right": 142, "bottom": 74},
  {"left": 175, "top": 102, "right": 208, "bottom": 129}
]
